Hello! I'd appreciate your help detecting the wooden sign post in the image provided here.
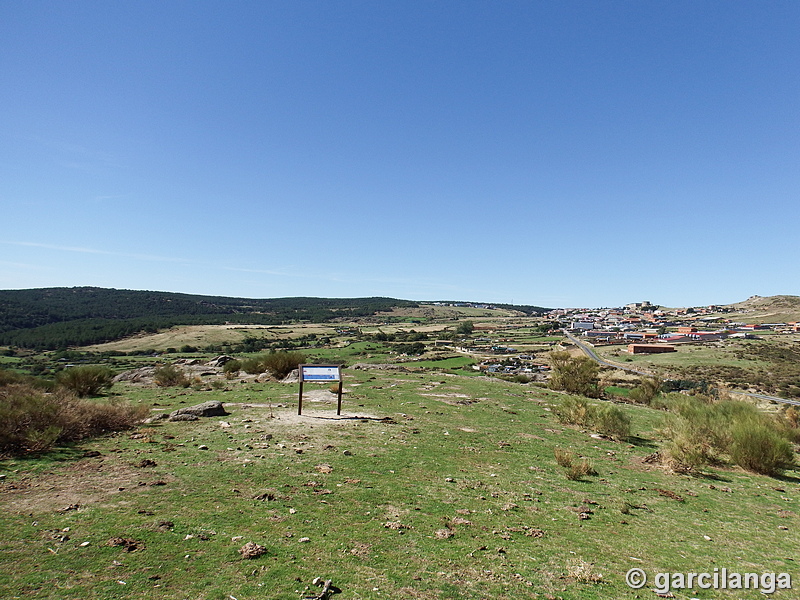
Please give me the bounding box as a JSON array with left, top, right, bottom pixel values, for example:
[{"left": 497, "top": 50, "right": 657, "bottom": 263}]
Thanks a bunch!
[{"left": 298, "top": 364, "right": 343, "bottom": 416}]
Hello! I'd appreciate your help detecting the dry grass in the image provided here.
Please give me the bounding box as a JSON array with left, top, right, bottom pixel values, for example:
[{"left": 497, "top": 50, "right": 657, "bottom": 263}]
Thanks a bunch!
[{"left": 0, "top": 383, "right": 148, "bottom": 455}]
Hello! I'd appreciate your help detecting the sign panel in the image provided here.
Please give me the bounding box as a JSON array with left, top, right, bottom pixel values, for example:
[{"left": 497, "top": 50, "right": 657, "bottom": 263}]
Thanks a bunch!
[
  {"left": 298, "top": 364, "right": 344, "bottom": 415},
  {"left": 300, "top": 365, "right": 341, "bottom": 382}
]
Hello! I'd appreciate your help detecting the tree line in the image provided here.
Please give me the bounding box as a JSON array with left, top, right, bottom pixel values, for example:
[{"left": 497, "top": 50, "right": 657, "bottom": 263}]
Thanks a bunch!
[{"left": 0, "top": 287, "right": 418, "bottom": 350}]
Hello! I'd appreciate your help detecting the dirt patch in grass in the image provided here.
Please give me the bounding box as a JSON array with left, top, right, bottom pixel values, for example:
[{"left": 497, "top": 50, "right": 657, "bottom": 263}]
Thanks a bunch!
[{"left": 0, "top": 457, "right": 146, "bottom": 515}]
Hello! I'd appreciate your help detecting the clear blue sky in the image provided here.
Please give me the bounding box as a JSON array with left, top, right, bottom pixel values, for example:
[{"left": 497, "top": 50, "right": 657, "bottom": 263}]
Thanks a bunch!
[{"left": 2, "top": 1, "right": 798, "bottom": 308}]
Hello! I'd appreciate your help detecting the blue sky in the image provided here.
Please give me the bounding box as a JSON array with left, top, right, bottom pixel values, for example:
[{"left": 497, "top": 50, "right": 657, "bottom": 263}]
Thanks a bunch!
[{"left": 1, "top": 1, "right": 798, "bottom": 308}]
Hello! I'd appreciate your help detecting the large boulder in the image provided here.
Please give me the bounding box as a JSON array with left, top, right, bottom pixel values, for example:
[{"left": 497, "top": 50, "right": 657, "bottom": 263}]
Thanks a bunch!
[
  {"left": 169, "top": 401, "right": 229, "bottom": 421},
  {"left": 207, "top": 355, "right": 235, "bottom": 367}
]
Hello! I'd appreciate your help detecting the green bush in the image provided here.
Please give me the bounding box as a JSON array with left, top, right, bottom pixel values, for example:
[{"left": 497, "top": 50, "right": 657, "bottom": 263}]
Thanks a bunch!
[
  {"left": 729, "top": 418, "right": 794, "bottom": 476},
  {"left": 263, "top": 351, "right": 306, "bottom": 378},
  {"left": 222, "top": 359, "right": 241, "bottom": 379},
  {"left": 240, "top": 357, "right": 264, "bottom": 375},
  {"left": 628, "top": 377, "right": 663, "bottom": 405},
  {"left": 56, "top": 365, "right": 114, "bottom": 398},
  {"left": 240, "top": 351, "right": 306, "bottom": 378},
  {"left": 661, "top": 396, "right": 796, "bottom": 476},
  {"left": 548, "top": 351, "right": 600, "bottom": 397},
  {"left": 153, "top": 364, "right": 189, "bottom": 388},
  {"left": 555, "top": 396, "right": 593, "bottom": 427},
  {"left": 593, "top": 404, "right": 631, "bottom": 439},
  {"left": 554, "top": 396, "right": 630, "bottom": 440},
  {"left": 0, "top": 384, "right": 147, "bottom": 455}
]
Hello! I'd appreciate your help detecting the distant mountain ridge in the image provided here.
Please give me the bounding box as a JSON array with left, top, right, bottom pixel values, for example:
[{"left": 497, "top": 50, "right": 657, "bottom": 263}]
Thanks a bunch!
[{"left": 0, "top": 287, "right": 420, "bottom": 349}]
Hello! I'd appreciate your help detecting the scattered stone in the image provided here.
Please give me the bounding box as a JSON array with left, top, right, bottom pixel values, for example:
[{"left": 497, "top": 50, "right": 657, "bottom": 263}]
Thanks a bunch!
[
  {"left": 435, "top": 528, "right": 454, "bottom": 539},
  {"left": 170, "top": 414, "right": 199, "bottom": 422},
  {"left": 198, "top": 445, "right": 209, "bottom": 450},
  {"left": 107, "top": 537, "right": 142, "bottom": 552},
  {"left": 642, "top": 452, "right": 661, "bottom": 464},
  {"left": 383, "top": 522, "right": 410, "bottom": 530},
  {"left": 206, "top": 355, "right": 235, "bottom": 367},
  {"left": 169, "top": 401, "right": 229, "bottom": 421},
  {"left": 655, "top": 488, "right": 684, "bottom": 502},
  {"left": 299, "top": 537, "right": 311, "bottom": 543},
  {"left": 253, "top": 489, "right": 279, "bottom": 501},
  {"left": 238, "top": 541, "right": 267, "bottom": 559}
]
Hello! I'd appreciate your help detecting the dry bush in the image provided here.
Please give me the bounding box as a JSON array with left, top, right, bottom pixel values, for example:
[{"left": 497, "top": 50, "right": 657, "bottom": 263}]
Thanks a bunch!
[
  {"left": 553, "top": 448, "right": 596, "bottom": 480},
  {"left": 0, "top": 383, "right": 147, "bottom": 455}
]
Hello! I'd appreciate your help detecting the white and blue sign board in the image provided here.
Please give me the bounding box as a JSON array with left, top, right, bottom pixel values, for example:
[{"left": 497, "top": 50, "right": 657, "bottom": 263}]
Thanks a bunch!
[
  {"left": 300, "top": 365, "right": 341, "bottom": 382},
  {"left": 298, "top": 364, "right": 343, "bottom": 415}
]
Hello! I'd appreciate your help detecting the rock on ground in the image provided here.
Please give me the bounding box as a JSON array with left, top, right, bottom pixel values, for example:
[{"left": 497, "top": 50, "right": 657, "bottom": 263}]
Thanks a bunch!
[{"left": 169, "top": 401, "right": 229, "bottom": 421}]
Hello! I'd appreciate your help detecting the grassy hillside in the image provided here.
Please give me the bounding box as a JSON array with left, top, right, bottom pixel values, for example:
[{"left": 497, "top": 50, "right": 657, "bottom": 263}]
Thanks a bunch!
[
  {"left": 721, "top": 295, "right": 800, "bottom": 324},
  {"left": 1, "top": 368, "right": 798, "bottom": 599}
]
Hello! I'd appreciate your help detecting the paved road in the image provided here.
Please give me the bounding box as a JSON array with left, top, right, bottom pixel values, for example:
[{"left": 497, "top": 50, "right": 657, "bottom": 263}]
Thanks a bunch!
[
  {"left": 562, "top": 329, "right": 799, "bottom": 406},
  {"left": 562, "top": 330, "right": 651, "bottom": 376}
]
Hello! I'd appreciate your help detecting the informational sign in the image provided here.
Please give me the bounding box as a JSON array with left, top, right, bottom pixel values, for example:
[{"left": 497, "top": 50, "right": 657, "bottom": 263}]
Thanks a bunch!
[
  {"left": 298, "top": 364, "right": 344, "bottom": 415},
  {"left": 300, "top": 365, "right": 341, "bottom": 382}
]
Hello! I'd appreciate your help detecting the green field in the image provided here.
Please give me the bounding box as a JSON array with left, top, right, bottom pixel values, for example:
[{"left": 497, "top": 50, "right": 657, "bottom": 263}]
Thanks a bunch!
[{"left": 2, "top": 365, "right": 799, "bottom": 599}]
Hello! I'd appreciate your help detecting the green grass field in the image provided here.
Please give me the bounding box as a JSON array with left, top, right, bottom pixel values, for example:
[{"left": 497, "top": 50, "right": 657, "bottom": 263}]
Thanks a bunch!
[{"left": 2, "top": 366, "right": 798, "bottom": 599}]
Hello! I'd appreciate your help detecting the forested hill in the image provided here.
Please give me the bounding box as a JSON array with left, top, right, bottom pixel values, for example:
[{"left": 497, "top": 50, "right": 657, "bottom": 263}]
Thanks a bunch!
[{"left": 0, "top": 287, "right": 419, "bottom": 350}]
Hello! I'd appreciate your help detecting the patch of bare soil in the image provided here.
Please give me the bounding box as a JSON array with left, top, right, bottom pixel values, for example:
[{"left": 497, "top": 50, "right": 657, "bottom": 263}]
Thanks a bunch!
[{"left": 0, "top": 457, "right": 148, "bottom": 515}]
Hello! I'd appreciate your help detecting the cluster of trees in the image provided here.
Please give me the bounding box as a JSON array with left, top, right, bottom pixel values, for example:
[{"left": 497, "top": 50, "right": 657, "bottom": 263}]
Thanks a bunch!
[
  {"left": 369, "top": 330, "right": 429, "bottom": 342},
  {"left": 0, "top": 287, "right": 418, "bottom": 350}
]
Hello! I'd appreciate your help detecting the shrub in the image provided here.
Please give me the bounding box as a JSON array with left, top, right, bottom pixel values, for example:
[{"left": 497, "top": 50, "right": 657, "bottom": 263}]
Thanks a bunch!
[
  {"left": 555, "top": 396, "right": 630, "bottom": 440},
  {"left": 222, "top": 359, "right": 242, "bottom": 377},
  {"left": 56, "top": 365, "right": 114, "bottom": 398},
  {"left": 555, "top": 396, "right": 593, "bottom": 427},
  {"left": 548, "top": 351, "right": 600, "bottom": 397},
  {"left": 153, "top": 364, "right": 189, "bottom": 388},
  {"left": 661, "top": 396, "right": 796, "bottom": 476},
  {"left": 0, "top": 384, "right": 147, "bottom": 455},
  {"left": 593, "top": 404, "right": 631, "bottom": 439},
  {"left": 263, "top": 351, "right": 306, "bottom": 378},
  {"left": 240, "top": 357, "right": 264, "bottom": 375},
  {"left": 553, "top": 448, "right": 596, "bottom": 480},
  {"left": 240, "top": 351, "right": 306, "bottom": 378},
  {"left": 628, "top": 377, "right": 663, "bottom": 405},
  {"left": 729, "top": 418, "right": 794, "bottom": 476}
]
